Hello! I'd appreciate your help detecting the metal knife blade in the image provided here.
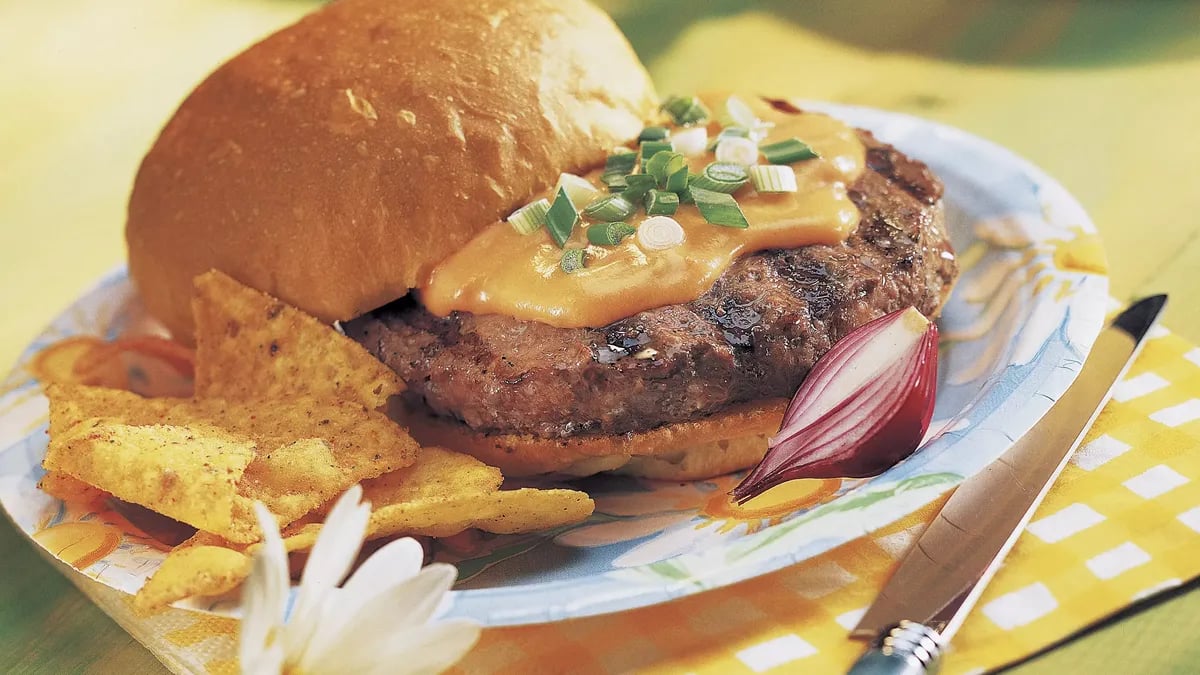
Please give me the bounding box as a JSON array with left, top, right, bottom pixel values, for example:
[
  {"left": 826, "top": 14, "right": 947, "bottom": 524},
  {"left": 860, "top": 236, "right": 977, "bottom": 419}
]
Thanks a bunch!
[{"left": 846, "top": 295, "right": 1167, "bottom": 675}]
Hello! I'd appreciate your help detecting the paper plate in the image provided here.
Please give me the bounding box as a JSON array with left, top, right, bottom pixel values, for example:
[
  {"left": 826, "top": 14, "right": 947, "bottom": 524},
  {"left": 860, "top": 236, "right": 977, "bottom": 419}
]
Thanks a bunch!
[{"left": 0, "top": 103, "right": 1109, "bottom": 626}]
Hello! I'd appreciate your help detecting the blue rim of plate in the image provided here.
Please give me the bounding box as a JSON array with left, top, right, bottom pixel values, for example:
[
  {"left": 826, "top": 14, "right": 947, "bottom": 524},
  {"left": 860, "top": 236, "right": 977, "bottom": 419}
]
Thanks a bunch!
[{"left": 0, "top": 102, "right": 1109, "bottom": 627}]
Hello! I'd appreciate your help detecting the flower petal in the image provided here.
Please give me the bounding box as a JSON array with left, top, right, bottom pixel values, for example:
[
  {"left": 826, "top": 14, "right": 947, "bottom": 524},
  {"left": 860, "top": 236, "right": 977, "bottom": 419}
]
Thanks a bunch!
[
  {"left": 240, "top": 640, "right": 285, "bottom": 675},
  {"left": 238, "top": 503, "right": 290, "bottom": 675},
  {"left": 298, "top": 564, "right": 462, "bottom": 673},
  {"left": 284, "top": 485, "right": 370, "bottom": 664},
  {"left": 339, "top": 537, "right": 425, "bottom": 613}
]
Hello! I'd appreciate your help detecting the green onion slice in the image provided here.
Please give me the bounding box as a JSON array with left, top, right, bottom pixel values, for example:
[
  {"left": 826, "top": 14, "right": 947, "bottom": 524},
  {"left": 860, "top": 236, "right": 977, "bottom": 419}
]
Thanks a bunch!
[
  {"left": 721, "top": 95, "right": 759, "bottom": 129},
  {"left": 707, "top": 126, "right": 750, "bottom": 151},
  {"left": 691, "top": 187, "right": 749, "bottom": 228},
  {"left": 507, "top": 198, "right": 550, "bottom": 235},
  {"left": 560, "top": 247, "right": 587, "bottom": 274},
  {"left": 671, "top": 127, "right": 708, "bottom": 156},
  {"left": 749, "top": 165, "right": 798, "bottom": 193},
  {"left": 662, "top": 95, "right": 710, "bottom": 126},
  {"left": 638, "top": 126, "right": 670, "bottom": 142},
  {"left": 621, "top": 174, "right": 658, "bottom": 202},
  {"left": 644, "top": 189, "right": 680, "bottom": 216},
  {"left": 714, "top": 137, "right": 760, "bottom": 166},
  {"left": 586, "top": 221, "right": 637, "bottom": 246},
  {"left": 664, "top": 164, "right": 689, "bottom": 193},
  {"left": 582, "top": 194, "right": 636, "bottom": 222},
  {"left": 640, "top": 140, "right": 673, "bottom": 171},
  {"left": 546, "top": 187, "right": 578, "bottom": 247},
  {"left": 760, "top": 137, "right": 819, "bottom": 164},
  {"left": 721, "top": 95, "right": 775, "bottom": 141},
  {"left": 555, "top": 173, "right": 600, "bottom": 209},
  {"left": 604, "top": 149, "right": 638, "bottom": 175},
  {"left": 689, "top": 162, "right": 749, "bottom": 194},
  {"left": 646, "top": 151, "right": 686, "bottom": 187},
  {"left": 636, "top": 215, "right": 686, "bottom": 250},
  {"left": 602, "top": 173, "right": 628, "bottom": 191}
]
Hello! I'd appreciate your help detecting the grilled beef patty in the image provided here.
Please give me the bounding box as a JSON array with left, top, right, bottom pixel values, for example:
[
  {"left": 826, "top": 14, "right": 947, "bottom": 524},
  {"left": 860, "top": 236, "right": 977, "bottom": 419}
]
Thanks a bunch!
[{"left": 346, "top": 130, "right": 957, "bottom": 440}]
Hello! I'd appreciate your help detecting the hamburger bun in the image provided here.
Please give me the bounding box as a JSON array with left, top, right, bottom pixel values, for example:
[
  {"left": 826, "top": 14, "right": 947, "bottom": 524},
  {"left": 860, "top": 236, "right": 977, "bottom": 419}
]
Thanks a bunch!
[
  {"left": 127, "top": 0, "right": 657, "bottom": 342},
  {"left": 126, "top": 0, "right": 958, "bottom": 481}
]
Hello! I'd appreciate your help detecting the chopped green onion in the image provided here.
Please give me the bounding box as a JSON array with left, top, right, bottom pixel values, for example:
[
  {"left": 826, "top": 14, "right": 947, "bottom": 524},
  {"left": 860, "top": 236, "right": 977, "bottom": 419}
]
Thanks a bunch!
[
  {"left": 671, "top": 127, "right": 708, "bottom": 156},
  {"left": 664, "top": 165, "right": 689, "bottom": 193},
  {"left": 604, "top": 149, "right": 638, "bottom": 174},
  {"left": 506, "top": 198, "right": 550, "bottom": 235},
  {"left": 621, "top": 174, "right": 658, "bottom": 202},
  {"left": 644, "top": 189, "right": 680, "bottom": 216},
  {"left": 639, "top": 140, "right": 673, "bottom": 171},
  {"left": 760, "top": 137, "right": 819, "bottom": 164},
  {"left": 689, "top": 162, "right": 749, "bottom": 194},
  {"left": 707, "top": 126, "right": 750, "bottom": 151},
  {"left": 546, "top": 187, "right": 578, "bottom": 247},
  {"left": 646, "top": 151, "right": 686, "bottom": 187},
  {"left": 560, "top": 247, "right": 587, "bottom": 274},
  {"left": 691, "top": 187, "right": 749, "bottom": 228},
  {"left": 721, "top": 95, "right": 775, "bottom": 141},
  {"left": 555, "top": 173, "right": 600, "bottom": 209},
  {"left": 638, "top": 126, "right": 670, "bottom": 142},
  {"left": 582, "top": 194, "right": 636, "bottom": 222},
  {"left": 721, "top": 95, "right": 759, "bottom": 130},
  {"left": 637, "top": 215, "right": 686, "bottom": 250},
  {"left": 586, "top": 221, "right": 637, "bottom": 246},
  {"left": 602, "top": 150, "right": 638, "bottom": 188},
  {"left": 661, "top": 95, "right": 710, "bottom": 126},
  {"left": 749, "top": 165, "right": 798, "bottom": 193},
  {"left": 714, "top": 137, "right": 760, "bottom": 166},
  {"left": 602, "top": 173, "right": 628, "bottom": 191}
]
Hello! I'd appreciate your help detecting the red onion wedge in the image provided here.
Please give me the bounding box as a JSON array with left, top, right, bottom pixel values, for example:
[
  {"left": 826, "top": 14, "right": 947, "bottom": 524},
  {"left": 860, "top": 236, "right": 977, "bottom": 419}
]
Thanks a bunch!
[{"left": 732, "top": 307, "right": 939, "bottom": 503}]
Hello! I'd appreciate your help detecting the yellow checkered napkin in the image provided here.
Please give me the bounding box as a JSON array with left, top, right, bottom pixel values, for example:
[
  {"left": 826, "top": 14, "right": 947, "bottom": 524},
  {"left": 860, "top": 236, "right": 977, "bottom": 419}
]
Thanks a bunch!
[
  {"left": 454, "top": 327, "right": 1200, "bottom": 675},
  {"left": 75, "top": 327, "right": 1200, "bottom": 674}
]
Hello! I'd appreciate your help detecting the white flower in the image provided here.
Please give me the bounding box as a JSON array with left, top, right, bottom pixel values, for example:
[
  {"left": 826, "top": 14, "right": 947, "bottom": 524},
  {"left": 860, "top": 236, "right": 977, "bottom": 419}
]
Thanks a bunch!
[{"left": 239, "top": 485, "right": 481, "bottom": 675}]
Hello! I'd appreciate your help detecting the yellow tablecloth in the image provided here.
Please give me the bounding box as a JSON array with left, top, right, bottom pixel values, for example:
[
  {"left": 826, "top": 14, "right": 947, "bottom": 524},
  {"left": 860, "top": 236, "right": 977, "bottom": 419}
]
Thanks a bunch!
[{"left": 3, "top": 1, "right": 1200, "bottom": 673}]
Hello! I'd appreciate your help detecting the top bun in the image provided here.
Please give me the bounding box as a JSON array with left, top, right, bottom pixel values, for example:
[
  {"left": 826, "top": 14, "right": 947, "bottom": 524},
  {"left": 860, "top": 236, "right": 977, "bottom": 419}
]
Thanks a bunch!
[{"left": 126, "top": 0, "right": 658, "bottom": 342}]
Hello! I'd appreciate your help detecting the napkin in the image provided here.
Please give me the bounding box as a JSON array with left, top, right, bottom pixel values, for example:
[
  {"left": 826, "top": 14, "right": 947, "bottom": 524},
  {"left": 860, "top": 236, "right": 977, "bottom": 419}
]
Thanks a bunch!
[{"left": 54, "top": 324, "right": 1200, "bottom": 674}]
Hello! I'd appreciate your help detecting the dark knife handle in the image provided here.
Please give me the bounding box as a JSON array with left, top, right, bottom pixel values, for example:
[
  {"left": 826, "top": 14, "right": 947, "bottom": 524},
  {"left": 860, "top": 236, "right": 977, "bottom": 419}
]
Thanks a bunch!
[{"left": 847, "top": 621, "right": 943, "bottom": 675}]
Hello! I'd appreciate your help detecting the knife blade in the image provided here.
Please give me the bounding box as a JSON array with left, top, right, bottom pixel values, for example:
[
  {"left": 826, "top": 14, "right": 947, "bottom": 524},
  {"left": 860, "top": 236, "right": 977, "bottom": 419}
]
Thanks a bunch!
[{"left": 846, "top": 295, "right": 1168, "bottom": 675}]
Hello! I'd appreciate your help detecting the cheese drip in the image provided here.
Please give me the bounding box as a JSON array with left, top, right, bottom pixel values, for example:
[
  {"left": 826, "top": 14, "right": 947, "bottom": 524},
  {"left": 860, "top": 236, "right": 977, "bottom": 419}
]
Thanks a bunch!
[{"left": 421, "top": 98, "right": 865, "bottom": 328}]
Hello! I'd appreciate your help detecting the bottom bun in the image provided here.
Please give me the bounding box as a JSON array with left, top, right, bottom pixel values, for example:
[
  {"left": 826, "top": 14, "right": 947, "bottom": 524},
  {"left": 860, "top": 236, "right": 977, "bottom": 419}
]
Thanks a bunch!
[{"left": 391, "top": 398, "right": 788, "bottom": 480}]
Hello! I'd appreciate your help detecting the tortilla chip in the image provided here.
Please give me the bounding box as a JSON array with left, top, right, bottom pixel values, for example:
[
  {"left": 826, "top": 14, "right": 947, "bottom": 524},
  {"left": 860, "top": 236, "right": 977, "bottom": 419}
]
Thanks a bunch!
[
  {"left": 44, "top": 419, "right": 256, "bottom": 535},
  {"left": 281, "top": 448, "right": 594, "bottom": 543},
  {"left": 45, "top": 384, "right": 419, "bottom": 542},
  {"left": 38, "top": 471, "right": 111, "bottom": 508},
  {"left": 191, "top": 270, "right": 402, "bottom": 408},
  {"left": 134, "top": 545, "right": 251, "bottom": 611}
]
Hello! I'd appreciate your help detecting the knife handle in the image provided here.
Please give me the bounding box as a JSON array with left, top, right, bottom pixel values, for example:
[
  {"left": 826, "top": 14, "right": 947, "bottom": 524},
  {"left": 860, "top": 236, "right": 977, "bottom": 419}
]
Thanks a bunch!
[{"left": 847, "top": 621, "right": 943, "bottom": 675}]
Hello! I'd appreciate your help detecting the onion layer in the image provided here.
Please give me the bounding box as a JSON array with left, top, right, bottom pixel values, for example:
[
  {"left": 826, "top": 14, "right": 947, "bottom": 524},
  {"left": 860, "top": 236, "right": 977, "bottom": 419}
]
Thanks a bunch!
[{"left": 732, "top": 307, "right": 939, "bottom": 503}]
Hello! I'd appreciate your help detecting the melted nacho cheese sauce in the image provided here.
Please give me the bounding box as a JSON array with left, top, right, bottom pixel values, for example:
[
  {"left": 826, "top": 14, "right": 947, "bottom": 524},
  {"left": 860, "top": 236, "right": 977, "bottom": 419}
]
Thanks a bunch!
[{"left": 421, "top": 99, "right": 865, "bottom": 328}]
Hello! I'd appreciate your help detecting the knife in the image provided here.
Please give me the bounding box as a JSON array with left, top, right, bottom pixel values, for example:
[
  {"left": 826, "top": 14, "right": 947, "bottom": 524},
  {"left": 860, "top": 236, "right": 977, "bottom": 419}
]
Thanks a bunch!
[{"left": 846, "top": 294, "right": 1168, "bottom": 675}]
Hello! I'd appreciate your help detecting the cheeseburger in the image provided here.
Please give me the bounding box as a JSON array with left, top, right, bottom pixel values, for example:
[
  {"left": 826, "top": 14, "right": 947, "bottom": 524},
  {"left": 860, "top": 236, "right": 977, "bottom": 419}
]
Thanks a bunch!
[{"left": 126, "top": 0, "right": 957, "bottom": 480}]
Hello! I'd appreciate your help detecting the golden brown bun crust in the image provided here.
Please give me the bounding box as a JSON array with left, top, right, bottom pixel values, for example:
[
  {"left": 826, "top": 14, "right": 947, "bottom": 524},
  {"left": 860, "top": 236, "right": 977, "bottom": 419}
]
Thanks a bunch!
[
  {"left": 393, "top": 398, "right": 788, "bottom": 480},
  {"left": 127, "top": 0, "right": 658, "bottom": 342}
]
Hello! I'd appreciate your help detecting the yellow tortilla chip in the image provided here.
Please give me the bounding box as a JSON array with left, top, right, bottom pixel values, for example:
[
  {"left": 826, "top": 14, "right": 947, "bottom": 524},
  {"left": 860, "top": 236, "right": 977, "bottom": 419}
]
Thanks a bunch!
[
  {"left": 44, "top": 419, "right": 256, "bottom": 535},
  {"left": 45, "top": 384, "right": 419, "bottom": 542},
  {"left": 191, "top": 270, "right": 402, "bottom": 408},
  {"left": 134, "top": 545, "right": 251, "bottom": 611},
  {"left": 281, "top": 448, "right": 594, "bottom": 543},
  {"left": 38, "top": 471, "right": 111, "bottom": 507}
]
